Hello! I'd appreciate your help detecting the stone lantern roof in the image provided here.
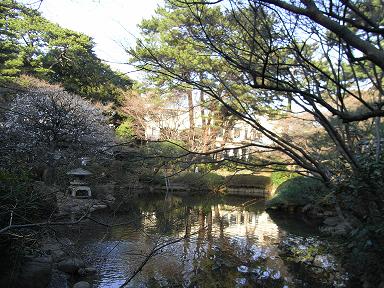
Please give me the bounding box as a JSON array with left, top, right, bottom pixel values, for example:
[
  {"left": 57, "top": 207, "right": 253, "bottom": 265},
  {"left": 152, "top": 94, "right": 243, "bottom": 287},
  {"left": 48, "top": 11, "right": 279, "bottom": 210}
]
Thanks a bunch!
[{"left": 66, "top": 168, "right": 92, "bottom": 176}]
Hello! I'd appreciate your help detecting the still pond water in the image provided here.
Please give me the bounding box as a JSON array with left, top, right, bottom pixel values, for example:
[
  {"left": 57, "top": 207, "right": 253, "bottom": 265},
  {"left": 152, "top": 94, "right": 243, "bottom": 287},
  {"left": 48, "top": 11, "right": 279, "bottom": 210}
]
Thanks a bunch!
[{"left": 65, "top": 195, "right": 347, "bottom": 288}]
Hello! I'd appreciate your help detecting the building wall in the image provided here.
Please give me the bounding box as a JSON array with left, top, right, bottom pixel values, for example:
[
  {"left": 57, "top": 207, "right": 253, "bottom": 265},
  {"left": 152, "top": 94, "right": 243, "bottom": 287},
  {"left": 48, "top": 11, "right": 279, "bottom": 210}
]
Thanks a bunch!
[{"left": 144, "top": 107, "right": 276, "bottom": 158}]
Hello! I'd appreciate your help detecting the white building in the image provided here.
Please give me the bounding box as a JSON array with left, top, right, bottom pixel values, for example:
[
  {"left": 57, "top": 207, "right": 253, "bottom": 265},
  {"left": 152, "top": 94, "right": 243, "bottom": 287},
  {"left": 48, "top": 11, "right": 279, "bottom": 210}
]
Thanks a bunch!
[
  {"left": 144, "top": 103, "right": 276, "bottom": 159},
  {"left": 144, "top": 108, "right": 193, "bottom": 141}
]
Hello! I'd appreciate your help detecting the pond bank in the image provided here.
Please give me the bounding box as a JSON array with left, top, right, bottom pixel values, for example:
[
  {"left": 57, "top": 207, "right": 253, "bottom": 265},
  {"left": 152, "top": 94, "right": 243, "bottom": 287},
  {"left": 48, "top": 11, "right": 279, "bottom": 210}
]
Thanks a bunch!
[{"left": 265, "top": 176, "right": 351, "bottom": 237}]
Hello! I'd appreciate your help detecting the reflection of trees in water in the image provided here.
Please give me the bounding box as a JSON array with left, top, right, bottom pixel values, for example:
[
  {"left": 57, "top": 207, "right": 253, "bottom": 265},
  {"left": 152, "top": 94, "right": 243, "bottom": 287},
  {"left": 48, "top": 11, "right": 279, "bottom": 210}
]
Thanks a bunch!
[
  {"left": 188, "top": 233, "right": 286, "bottom": 287},
  {"left": 144, "top": 198, "right": 282, "bottom": 286},
  {"left": 267, "top": 210, "right": 322, "bottom": 237},
  {"left": 75, "top": 196, "right": 341, "bottom": 287},
  {"left": 183, "top": 200, "right": 334, "bottom": 287},
  {"left": 176, "top": 200, "right": 283, "bottom": 287}
]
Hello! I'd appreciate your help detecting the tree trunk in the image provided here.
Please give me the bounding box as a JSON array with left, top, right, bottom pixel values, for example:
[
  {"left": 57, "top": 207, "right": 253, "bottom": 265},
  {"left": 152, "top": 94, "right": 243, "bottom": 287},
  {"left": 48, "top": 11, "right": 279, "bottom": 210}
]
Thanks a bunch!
[
  {"left": 187, "top": 89, "right": 195, "bottom": 144},
  {"left": 199, "top": 89, "right": 206, "bottom": 127},
  {"left": 375, "top": 116, "right": 381, "bottom": 162},
  {"left": 287, "top": 94, "right": 292, "bottom": 112},
  {"left": 199, "top": 90, "right": 209, "bottom": 152}
]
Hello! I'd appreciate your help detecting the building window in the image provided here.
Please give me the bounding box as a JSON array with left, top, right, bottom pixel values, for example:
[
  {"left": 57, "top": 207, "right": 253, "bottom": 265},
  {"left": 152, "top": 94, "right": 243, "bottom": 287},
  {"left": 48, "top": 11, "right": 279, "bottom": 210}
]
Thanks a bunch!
[
  {"left": 242, "top": 148, "right": 247, "bottom": 159},
  {"left": 234, "top": 148, "right": 240, "bottom": 158},
  {"left": 233, "top": 128, "right": 241, "bottom": 139},
  {"left": 250, "top": 129, "right": 261, "bottom": 140}
]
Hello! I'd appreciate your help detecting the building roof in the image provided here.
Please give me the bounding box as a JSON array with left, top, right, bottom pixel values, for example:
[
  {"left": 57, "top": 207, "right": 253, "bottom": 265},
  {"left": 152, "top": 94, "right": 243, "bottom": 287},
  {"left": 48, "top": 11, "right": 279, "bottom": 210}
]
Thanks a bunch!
[{"left": 66, "top": 167, "right": 92, "bottom": 176}]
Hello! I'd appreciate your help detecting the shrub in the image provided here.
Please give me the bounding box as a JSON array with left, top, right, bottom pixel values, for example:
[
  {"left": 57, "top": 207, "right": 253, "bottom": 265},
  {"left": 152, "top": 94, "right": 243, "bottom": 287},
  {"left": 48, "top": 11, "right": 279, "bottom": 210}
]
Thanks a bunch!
[
  {"left": 226, "top": 174, "right": 271, "bottom": 188},
  {"left": 139, "top": 173, "right": 165, "bottom": 185},
  {"left": 203, "top": 173, "right": 226, "bottom": 191},
  {"left": 270, "top": 171, "right": 298, "bottom": 187},
  {"left": 173, "top": 172, "right": 225, "bottom": 192},
  {"left": 0, "top": 170, "right": 57, "bottom": 284},
  {"left": 144, "top": 141, "right": 185, "bottom": 157},
  {"left": 266, "top": 176, "right": 329, "bottom": 208},
  {"left": 0, "top": 171, "right": 57, "bottom": 225},
  {"left": 116, "top": 119, "right": 135, "bottom": 140}
]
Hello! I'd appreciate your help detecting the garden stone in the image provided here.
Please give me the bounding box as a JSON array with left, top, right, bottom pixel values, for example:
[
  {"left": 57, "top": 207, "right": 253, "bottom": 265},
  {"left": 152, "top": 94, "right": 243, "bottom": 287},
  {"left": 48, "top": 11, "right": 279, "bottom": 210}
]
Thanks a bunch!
[
  {"left": 104, "top": 193, "right": 116, "bottom": 204},
  {"left": 79, "top": 266, "right": 96, "bottom": 275},
  {"left": 42, "top": 243, "right": 66, "bottom": 261},
  {"left": 313, "top": 255, "right": 333, "bottom": 270},
  {"left": 77, "top": 268, "right": 86, "bottom": 276},
  {"left": 57, "top": 257, "right": 85, "bottom": 274},
  {"left": 323, "top": 210, "right": 334, "bottom": 217},
  {"left": 47, "top": 269, "right": 68, "bottom": 288},
  {"left": 333, "top": 223, "right": 350, "bottom": 236},
  {"left": 84, "top": 267, "right": 97, "bottom": 274},
  {"left": 301, "top": 204, "right": 313, "bottom": 213},
  {"left": 323, "top": 216, "right": 341, "bottom": 226},
  {"left": 73, "top": 281, "right": 90, "bottom": 288}
]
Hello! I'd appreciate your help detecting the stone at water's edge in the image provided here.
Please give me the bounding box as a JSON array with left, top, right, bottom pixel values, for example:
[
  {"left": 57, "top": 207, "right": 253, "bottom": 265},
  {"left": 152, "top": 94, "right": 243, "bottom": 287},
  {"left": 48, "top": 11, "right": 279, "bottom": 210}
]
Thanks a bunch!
[
  {"left": 320, "top": 216, "right": 350, "bottom": 236},
  {"left": 57, "top": 257, "right": 85, "bottom": 274},
  {"left": 73, "top": 281, "right": 91, "bottom": 288},
  {"left": 48, "top": 269, "right": 69, "bottom": 288},
  {"left": 320, "top": 222, "right": 350, "bottom": 236},
  {"left": 313, "top": 255, "right": 334, "bottom": 270},
  {"left": 323, "top": 216, "right": 342, "bottom": 226},
  {"left": 226, "top": 187, "right": 267, "bottom": 197},
  {"left": 84, "top": 267, "right": 97, "bottom": 274},
  {"left": 56, "top": 191, "right": 109, "bottom": 215},
  {"left": 78, "top": 266, "right": 97, "bottom": 276},
  {"left": 42, "top": 242, "right": 66, "bottom": 261}
]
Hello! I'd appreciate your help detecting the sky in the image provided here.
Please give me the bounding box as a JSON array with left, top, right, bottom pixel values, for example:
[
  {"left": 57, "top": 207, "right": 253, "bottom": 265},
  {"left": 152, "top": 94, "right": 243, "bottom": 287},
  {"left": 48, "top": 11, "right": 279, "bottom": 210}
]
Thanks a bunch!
[{"left": 23, "top": 0, "right": 163, "bottom": 77}]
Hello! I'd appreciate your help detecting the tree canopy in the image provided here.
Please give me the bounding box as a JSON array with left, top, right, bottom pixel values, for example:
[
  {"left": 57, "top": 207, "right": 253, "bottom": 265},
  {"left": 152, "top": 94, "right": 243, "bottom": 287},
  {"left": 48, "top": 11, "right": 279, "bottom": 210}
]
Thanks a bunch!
[
  {"left": 130, "top": 3, "right": 384, "bottom": 273},
  {"left": 131, "top": 0, "right": 384, "bottom": 180},
  {"left": 0, "top": 0, "right": 132, "bottom": 104}
]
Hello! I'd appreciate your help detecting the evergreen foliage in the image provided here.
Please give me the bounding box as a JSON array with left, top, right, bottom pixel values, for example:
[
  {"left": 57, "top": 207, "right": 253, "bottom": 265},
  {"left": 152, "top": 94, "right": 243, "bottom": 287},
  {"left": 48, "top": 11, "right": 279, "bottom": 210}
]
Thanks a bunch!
[
  {"left": 267, "top": 177, "right": 329, "bottom": 208},
  {"left": 115, "top": 119, "right": 135, "bottom": 140},
  {"left": 0, "top": 0, "right": 132, "bottom": 103},
  {"left": 270, "top": 171, "right": 299, "bottom": 188}
]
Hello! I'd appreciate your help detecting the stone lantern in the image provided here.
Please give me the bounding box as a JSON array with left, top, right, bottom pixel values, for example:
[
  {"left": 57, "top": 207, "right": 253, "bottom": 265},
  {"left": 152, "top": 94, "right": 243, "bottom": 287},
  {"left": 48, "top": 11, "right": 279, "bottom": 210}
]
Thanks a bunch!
[{"left": 66, "top": 168, "right": 92, "bottom": 198}]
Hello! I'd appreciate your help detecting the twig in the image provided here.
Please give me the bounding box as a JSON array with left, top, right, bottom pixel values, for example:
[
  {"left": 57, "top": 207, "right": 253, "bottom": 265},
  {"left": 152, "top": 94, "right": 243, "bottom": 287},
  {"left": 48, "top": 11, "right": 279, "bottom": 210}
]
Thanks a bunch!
[
  {"left": 0, "top": 211, "right": 136, "bottom": 234},
  {"left": 0, "top": 212, "right": 89, "bottom": 234}
]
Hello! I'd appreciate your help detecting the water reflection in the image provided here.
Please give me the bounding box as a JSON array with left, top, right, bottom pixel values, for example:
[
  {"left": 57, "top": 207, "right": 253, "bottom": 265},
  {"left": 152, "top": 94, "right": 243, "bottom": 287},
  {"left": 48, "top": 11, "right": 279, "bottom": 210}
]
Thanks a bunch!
[{"left": 65, "top": 196, "right": 343, "bottom": 287}]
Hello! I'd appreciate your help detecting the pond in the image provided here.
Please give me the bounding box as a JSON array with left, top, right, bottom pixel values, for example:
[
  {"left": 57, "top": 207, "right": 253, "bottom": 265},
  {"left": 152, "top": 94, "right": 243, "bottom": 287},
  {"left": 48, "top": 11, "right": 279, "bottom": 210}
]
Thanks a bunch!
[{"left": 62, "top": 195, "right": 348, "bottom": 288}]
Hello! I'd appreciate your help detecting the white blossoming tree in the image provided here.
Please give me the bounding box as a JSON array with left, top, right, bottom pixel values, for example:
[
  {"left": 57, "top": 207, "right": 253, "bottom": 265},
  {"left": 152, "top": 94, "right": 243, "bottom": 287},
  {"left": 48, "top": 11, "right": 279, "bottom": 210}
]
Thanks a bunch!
[{"left": 1, "top": 86, "right": 114, "bottom": 182}]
